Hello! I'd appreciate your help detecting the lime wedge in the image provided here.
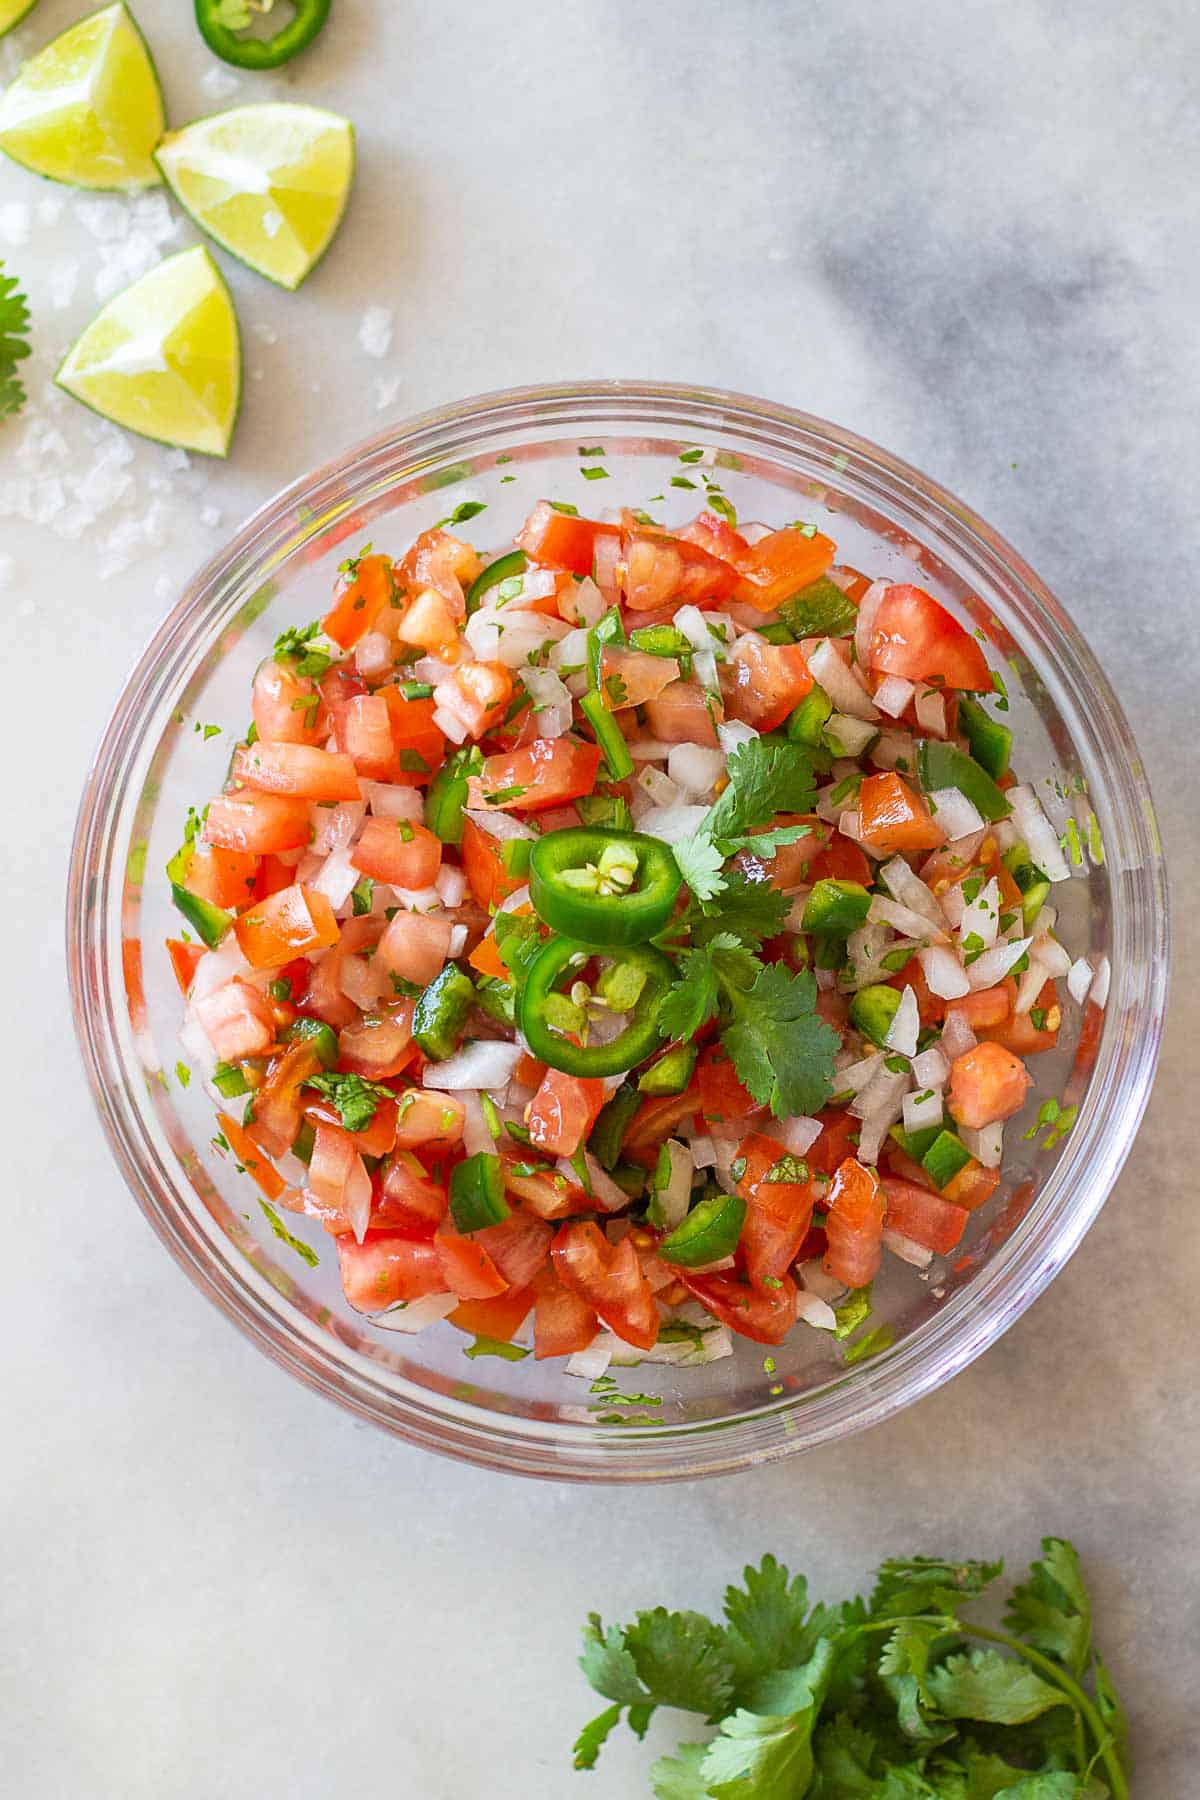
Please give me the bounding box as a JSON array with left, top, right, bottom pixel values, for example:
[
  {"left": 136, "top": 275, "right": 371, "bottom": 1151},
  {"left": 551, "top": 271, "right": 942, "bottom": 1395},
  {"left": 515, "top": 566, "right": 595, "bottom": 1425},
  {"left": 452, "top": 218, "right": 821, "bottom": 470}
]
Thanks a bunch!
[
  {"left": 155, "top": 103, "right": 355, "bottom": 291},
  {"left": 0, "top": 0, "right": 41, "bottom": 39},
  {"left": 0, "top": 2, "right": 163, "bottom": 190},
  {"left": 56, "top": 246, "right": 241, "bottom": 456}
]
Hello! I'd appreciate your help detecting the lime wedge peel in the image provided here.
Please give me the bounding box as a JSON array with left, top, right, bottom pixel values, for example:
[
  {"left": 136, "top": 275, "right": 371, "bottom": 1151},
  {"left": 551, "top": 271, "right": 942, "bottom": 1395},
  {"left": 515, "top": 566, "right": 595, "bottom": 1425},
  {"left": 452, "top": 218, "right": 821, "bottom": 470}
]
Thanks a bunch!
[
  {"left": 56, "top": 245, "right": 242, "bottom": 457},
  {"left": 155, "top": 103, "right": 355, "bottom": 291},
  {"left": 0, "top": 0, "right": 41, "bottom": 40},
  {"left": 0, "top": 2, "right": 164, "bottom": 191}
]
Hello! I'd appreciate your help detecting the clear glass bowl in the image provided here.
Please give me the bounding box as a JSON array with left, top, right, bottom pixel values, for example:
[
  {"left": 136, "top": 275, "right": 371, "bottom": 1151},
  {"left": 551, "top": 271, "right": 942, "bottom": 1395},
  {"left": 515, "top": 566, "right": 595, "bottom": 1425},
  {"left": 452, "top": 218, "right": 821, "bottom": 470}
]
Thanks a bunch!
[{"left": 67, "top": 381, "right": 1169, "bottom": 1481}]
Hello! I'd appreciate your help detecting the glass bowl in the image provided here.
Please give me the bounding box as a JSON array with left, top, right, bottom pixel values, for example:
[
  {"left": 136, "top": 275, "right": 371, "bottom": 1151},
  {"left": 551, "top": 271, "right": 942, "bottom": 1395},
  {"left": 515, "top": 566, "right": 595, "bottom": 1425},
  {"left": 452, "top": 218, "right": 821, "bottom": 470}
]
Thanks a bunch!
[{"left": 67, "top": 381, "right": 1169, "bottom": 1482}]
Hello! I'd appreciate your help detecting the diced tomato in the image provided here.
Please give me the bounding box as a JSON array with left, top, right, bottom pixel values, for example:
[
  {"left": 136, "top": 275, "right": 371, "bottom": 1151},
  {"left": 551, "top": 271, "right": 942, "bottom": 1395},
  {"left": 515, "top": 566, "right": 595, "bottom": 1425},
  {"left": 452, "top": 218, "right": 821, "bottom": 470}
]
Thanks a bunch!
[
  {"left": 337, "top": 1231, "right": 446, "bottom": 1311},
  {"left": 468, "top": 924, "right": 510, "bottom": 982},
  {"left": 735, "top": 812, "right": 824, "bottom": 891},
  {"left": 516, "top": 501, "right": 621, "bottom": 576},
  {"left": 806, "top": 832, "right": 873, "bottom": 887},
  {"left": 623, "top": 1090, "right": 700, "bottom": 1158},
  {"left": 919, "top": 843, "right": 980, "bottom": 896},
  {"left": 946, "top": 985, "right": 1011, "bottom": 1031},
  {"left": 514, "top": 1052, "right": 547, "bottom": 1089},
  {"left": 449, "top": 1286, "right": 535, "bottom": 1342},
  {"left": 621, "top": 528, "right": 739, "bottom": 611},
  {"left": 535, "top": 804, "right": 584, "bottom": 833},
  {"left": 442, "top": 661, "right": 513, "bottom": 739},
  {"left": 977, "top": 979, "right": 1061, "bottom": 1055},
  {"left": 233, "top": 740, "right": 361, "bottom": 803},
  {"left": 551, "top": 1221, "right": 659, "bottom": 1350},
  {"left": 377, "top": 687, "right": 446, "bottom": 786},
  {"left": 461, "top": 816, "right": 525, "bottom": 911},
  {"left": 867, "top": 584, "right": 991, "bottom": 691},
  {"left": 501, "top": 1150, "right": 587, "bottom": 1219},
  {"left": 247, "top": 1039, "right": 322, "bottom": 1157},
  {"left": 680, "top": 1270, "right": 799, "bottom": 1344},
  {"left": 830, "top": 563, "right": 873, "bottom": 602},
  {"left": 823, "top": 1157, "right": 885, "bottom": 1287},
  {"left": 473, "top": 1211, "right": 553, "bottom": 1290},
  {"left": 194, "top": 977, "right": 276, "bottom": 1061},
  {"left": 216, "top": 1111, "right": 287, "bottom": 1201},
  {"left": 435, "top": 1221, "right": 509, "bottom": 1300},
  {"left": 235, "top": 884, "right": 340, "bottom": 970},
  {"left": 178, "top": 840, "right": 261, "bottom": 910},
  {"left": 734, "top": 526, "right": 836, "bottom": 610},
  {"left": 393, "top": 1089, "right": 466, "bottom": 1149},
  {"left": 947, "top": 1041, "right": 1031, "bottom": 1130},
  {"left": 252, "top": 656, "right": 328, "bottom": 745},
  {"left": 337, "top": 693, "right": 395, "bottom": 777},
  {"left": 351, "top": 817, "right": 443, "bottom": 887},
  {"left": 309, "top": 1121, "right": 373, "bottom": 1238},
  {"left": 942, "top": 1160, "right": 1002, "bottom": 1212},
  {"left": 722, "top": 635, "right": 813, "bottom": 731},
  {"left": 396, "top": 527, "right": 480, "bottom": 608},
  {"left": 857, "top": 772, "right": 945, "bottom": 854},
  {"left": 531, "top": 1263, "right": 598, "bottom": 1359},
  {"left": 399, "top": 587, "right": 464, "bottom": 663},
  {"left": 882, "top": 1177, "right": 969, "bottom": 1255},
  {"left": 167, "top": 938, "right": 205, "bottom": 994},
  {"left": 600, "top": 645, "right": 680, "bottom": 708},
  {"left": 467, "top": 739, "right": 602, "bottom": 814},
  {"left": 203, "top": 791, "right": 311, "bottom": 856},
  {"left": 678, "top": 509, "right": 751, "bottom": 562},
  {"left": 303, "top": 1091, "right": 398, "bottom": 1158},
  {"left": 735, "top": 1133, "right": 818, "bottom": 1287},
  {"left": 807, "top": 1108, "right": 860, "bottom": 1175},
  {"left": 526, "top": 1070, "right": 607, "bottom": 1158},
  {"left": 643, "top": 678, "right": 720, "bottom": 747},
  {"left": 252, "top": 854, "right": 297, "bottom": 903},
  {"left": 886, "top": 955, "right": 945, "bottom": 1026},
  {"left": 378, "top": 1150, "right": 449, "bottom": 1230},
  {"left": 323, "top": 553, "right": 397, "bottom": 650},
  {"left": 337, "top": 1004, "right": 417, "bottom": 1079},
  {"left": 694, "top": 1044, "right": 765, "bottom": 1129},
  {"left": 376, "top": 908, "right": 453, "bottom": 985}
]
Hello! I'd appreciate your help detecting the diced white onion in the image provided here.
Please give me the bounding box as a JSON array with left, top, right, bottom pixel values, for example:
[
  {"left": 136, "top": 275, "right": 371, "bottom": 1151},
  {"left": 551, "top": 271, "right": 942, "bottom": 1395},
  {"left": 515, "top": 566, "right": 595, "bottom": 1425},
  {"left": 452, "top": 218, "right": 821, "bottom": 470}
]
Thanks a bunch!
[
  {"left": 903, "top": 1086, "right": 943, "bottom": 1133},
  {"left": 928, "top": 787, "right": 985, "bottom": 841},
  {"left": 873, "top": 674, "right": 916, "bottom": 718},
  {"left": 465, "top": 606, "right": 570, "bottom": 667},
  {"left": 674, "top": 604, "right": 715, "bottom": 652},
  {"left": 967, "top": 935, "right": 1032, "bottom": 990},
  {"left": 549, "top": 627, "right": 591, "bottom": 695},
  {"left": 912, "top": 1045, "right": 949, "bottom": 1089},
  {"left": 857, "top": 1084, "right": 907, "bottom": 1164},
  {"left": 687, "top": 1133, "right": 717, "bottom": 1169},
  {"left": 1032, "top": 935, "right": 1072, "bottom": 979},
  {"left": 310, "top": 844, "right": 359, "bottom": 910},
  {"left": 566, "top": 1338, "right": 614, "bottom": 1380},
  {"left": 939, "top": 1009, "right": 978, "bottom": 1059},
  {"left": 422, "top": 1042, "right": 525, "bottom": 1090},
  {"left": 913, "top": 687, "right": 947, "bottom": 735},
  {"left": 634, "top": 803, "right": 710, "bottom": 845},
  {"left": 871, "top": 894, "right": 950, "bottom": 945},
  {"left": 798, "top": 1260, "right": 844, "bottom": 1302},
  {"left": 638, "top": 765, "right": 682, "bottom": 809},
  {"left": 1091, "top": 955, "right": 1110, "bottom": 1009},
  {"left": 652, "top": 1141, "right": 694, "bottom": 1230},
  {"left": 521, "top": 666, "right": 573, "bottom": 738},
  {"left": 717, "top": 720, "right": 758, "bottom": 754},
  {"left": 459, "top": 1093, "right": 495, "bottom": 1157},
  {"left": 824, "top": 713, "right": 878, "bottom": 758},
  {"left": 362, "top": 782, "right": 424, "bottom": 822},
  {"left": 959, "top": 874, "right": 1000, "bottom": 952},
  {"left": 854, "top": 579, "right": 889, "bottom": 670},
  {"left": 884, "top": 985, "right": 920, "bottom": 1056},
  {"left": 627, "top": 738, "right": 674, "bottom": 761},
  {"left": 796, "top": 1292, "right": 838, "bottom": 1331},
  {"left": 370, "top": 1294, "right": 459, "bottom": 1332},
  {"left": 667, "top": 742, "right": 726, "bottom": 799},
  {"left": 919, "top": 944, "right": 971, "bottom": 1000},
  {"left": 568, "top": 576, "right": 608, "bottom": 627},
  {"left": 558, "top": 1155, "right": 628, "bottom": 1213},
  {"left": 497, "top": 884, "right": 531, "bottom": 915},
  {"left": 880, "top": 856, "right": 945, "bottom": 927},
  {"left": 464, "top": 808, "right": 534, "bottom": 844},
  {"left": 435, "top": 865, "right": 466, "bottom": 908},
  {"left": 870, "top": 729, "right": 917, "bottom": 770},
  {"left": 1067, "top": 956, "right": 1094, "bottom": 1005},
  {"left": 432, "top": 703, "right": 468, "bottom": 744},
  {"left": 778, "top": 1115, "right": 823, "bottom": 1156},
  {"left": 807, "top": 638, "right": 880, "bottom": 720},
  {"left": 960, "top": 1120, "right": 1004, "bottom": 1169},
  {"left": 693, "top": 647, "right": 720, "bottom": 693},
  {"left": 355, "top": 631, "right": 393, "bottom": 680},
  {"left": 390, "top": 884, "right": 443, "bottom": 912},
  {"left": 1008, "top": 785, "right": 1072, "bottom": 882},
  {"left": 411, "top": 655, "right": 457, "bottom": 686},
  {"left": 883, "top": 1228, "right": 934, "bottom": 1270},
  {"left": 838, "top": 1050, "right": 885, "bottom": 1093},
  {"left": 850, "top": 1065, "right": 908, "bottom": 1126},
  {"left": 448, "top": 924, "right": 468, "bottom": 958}
]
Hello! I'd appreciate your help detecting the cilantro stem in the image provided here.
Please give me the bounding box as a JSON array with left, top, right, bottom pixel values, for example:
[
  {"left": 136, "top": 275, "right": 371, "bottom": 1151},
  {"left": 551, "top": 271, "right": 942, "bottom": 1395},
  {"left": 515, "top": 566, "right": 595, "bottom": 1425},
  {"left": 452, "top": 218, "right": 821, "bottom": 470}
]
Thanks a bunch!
[{"left": 851, "top": 1616, "right": 1128, "bottom": 1800}]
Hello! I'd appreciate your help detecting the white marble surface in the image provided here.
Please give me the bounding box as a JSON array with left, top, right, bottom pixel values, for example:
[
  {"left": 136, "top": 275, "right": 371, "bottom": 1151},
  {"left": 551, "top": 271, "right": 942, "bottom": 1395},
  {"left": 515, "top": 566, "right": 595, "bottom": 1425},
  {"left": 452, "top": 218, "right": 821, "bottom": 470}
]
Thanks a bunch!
[{"left": 2, "top": 1, "right": 1196, "bottom": 1793}]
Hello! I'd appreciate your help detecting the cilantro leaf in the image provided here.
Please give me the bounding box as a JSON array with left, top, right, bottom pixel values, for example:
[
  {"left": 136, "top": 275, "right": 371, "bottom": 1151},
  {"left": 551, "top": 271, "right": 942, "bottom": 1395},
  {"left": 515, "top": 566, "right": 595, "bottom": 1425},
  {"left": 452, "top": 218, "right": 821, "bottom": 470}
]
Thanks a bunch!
[
  {"left": 572, "top": 1704, "right": 623, "bottom": 1771},
  {"left": 687, "top": 874, "right": 790, "bottom": 949},
  {"left": 925, "top": 1649, "right": 1069, "bottom": 1726},
  {"left": 672, "top": 832, "right": 727, "bottom": 902},
  {"left": 301, "top": 1071, "right": 395, "bottom": 1133},
  {"left": 1091, "top": 1652, "right": 1129, "bottom": 1772},
  {"left": 623, "top": 1608, "right": 737, "bottom": 1718},
  {"left": 811, "top": 1711, "right": 882, "bottom": 1795},
  {"left": 872, "top": 1557, "right": 1005, "bottom": 1623},
  {"left": 579, "top": 1613, "right": 653, "bottom": 1706},
  {"left": 650, "top": 1743, "right": 711, "bottom": 1799},
  {"left": 658, "top": 946, "right": 721, "bottom": 1042},
  {"left": 722, "top": 1555, "right": 815, "bottom": 1700},
  {"left": 0, "top": 260, "right": 32, "bottom": 421},
  {"left": 878, "top": 1619, "right": 958, "bottom": 1745},
  {"left": 721, "top": 963, "right": 840, "bottom": 1117},
  {"left": 731, "top": 822, "right": 815, "bottom": 859},
  {"left": 1002, "top": 1539, "right": 1091, "bottom": 1678},
  {"left": 706, "top": 740, "right": 817, "bottom": 847},
  {"left": 701, "top": 1707, "right": 818, "bottom": 1798}
]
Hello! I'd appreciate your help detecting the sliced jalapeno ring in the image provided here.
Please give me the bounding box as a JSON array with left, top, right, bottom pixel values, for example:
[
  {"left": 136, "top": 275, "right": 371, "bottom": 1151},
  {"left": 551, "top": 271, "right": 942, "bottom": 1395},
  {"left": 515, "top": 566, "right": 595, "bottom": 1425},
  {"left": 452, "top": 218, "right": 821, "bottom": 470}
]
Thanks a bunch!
[
  {"left": 519, "top": 938, "right": 675, "bottom": 1077},
  {"left": 528, "top": 827, "right": 682, "bottom": 946},
  {"left": 195, "top": 0, "right": 332, "bottom": 70}
]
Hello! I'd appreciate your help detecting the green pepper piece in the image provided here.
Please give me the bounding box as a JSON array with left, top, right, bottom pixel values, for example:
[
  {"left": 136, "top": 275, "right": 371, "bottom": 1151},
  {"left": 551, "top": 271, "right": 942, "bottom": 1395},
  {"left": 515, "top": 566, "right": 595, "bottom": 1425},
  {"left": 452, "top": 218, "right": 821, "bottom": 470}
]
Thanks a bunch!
[
  {"left": 778, "top": 576, "right": 858, "bottom": 638},
  {"left": 579, "top": 689, "right": 634, "bottom": 781},
  {"left": 466, "top": 549, "right": 528, "bottom": 614},
  {"left": 425, "top": 744, "right": 482, "bottom": 846},
  {"left": 958, "top": 696, "right": 1013, "bottom": 781},
  {"left": 586, "top": 605, "right": 626, "bottom": 690},
  {"left": 921, "top": 1128, "right": 972, "bottom": 1189},
  {"left": 611, "top": 1162, "right": 648, "bottom": 1199},
  {"left": 291, "top": 1121, "right": 316, "bottom": 1167},
  {"left": 519, "top": 938, "right": 676, "bottom": 1078},
  {"left": 501, "top": 838, "right": 532, "bottom": 879},
  {"left": 916, "top": 738, "right": 1012, "bottom": 822},
  {"left": 529, "top": 827, "right": 682, "bottom": 946},
  {"left": 629, "top": 624, "right": 694, "bottom": 658},
  {"left": 575, "top": 792, "right": 634, "bottom": 832},
  {"left": 212, "top": 1060, "right": 253, "bottom": 1099},
  {"left": 658, "top": 1191, "right": 747, "bottom": 1268},
  {"left": 170, "top": 882, "right": 233, "bottom": 949},
  {"left": 814, "top": 934, "right": 849, "bottom": 972},
  {"left": 194, "top": 0, "right": 331, "bottom": 69},
  {"left": 284, "top": 1016, "right": 339, "bottom": 1069},
  {"left": 473, "top": 976, "right": 516, "bottom": 1029},
  {"left": 589, "top": 1082, "right": 642, "bottom": 1171},
  {"left": 849, "top": 983, "right": 902, "bottom": 1047},
  {"left": 889, "top": 1123, "right": 941, "bottom": 1163},
  {"left": 1002, "top": 844, "right": 1051, "bottom": 928},
  {"left": 786, "top": 683, "right": 833, "bottom": 748},
  {"left": 413, "top": 965, "right": 475, "bottom": 1061},
  {"left": 803, "top": 878, "right": 872, "bottom": 936},
  {"left": 757, "top": 620, "right": 797, "bottom": 645},
  {"left": 638, "top": 1042, "right": 698, "bottom": 1095},
  {"left": 449, "top": 1152, "right": 510, "bottom": 1232}
]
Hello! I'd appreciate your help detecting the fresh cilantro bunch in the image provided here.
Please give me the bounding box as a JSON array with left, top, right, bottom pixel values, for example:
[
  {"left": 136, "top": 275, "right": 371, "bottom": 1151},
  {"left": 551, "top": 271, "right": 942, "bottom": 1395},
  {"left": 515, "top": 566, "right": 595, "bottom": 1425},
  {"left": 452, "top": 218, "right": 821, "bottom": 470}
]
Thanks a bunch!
[
  {"left": 574, "top": 1540, "right": 1130, "bottom": 1798},
  {"left": 0, "top": 261, "right": 32, "bottom": 421}
]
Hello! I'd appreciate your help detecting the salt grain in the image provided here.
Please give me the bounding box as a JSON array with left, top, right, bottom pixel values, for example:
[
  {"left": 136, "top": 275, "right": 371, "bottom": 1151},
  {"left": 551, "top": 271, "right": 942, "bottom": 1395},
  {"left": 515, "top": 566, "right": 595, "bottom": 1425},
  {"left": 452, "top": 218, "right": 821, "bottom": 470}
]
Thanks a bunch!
[
  {"left": 0, "top": 200, "right": 31, "bottom": 246},
  {"left": 201, "top": 64, "right": 241, "bottom": 100},
  {"left": 358, "top": 306, "right": 394, "bottom": 359},
  {"left": 373, "top": 373, "right": 402, "bottom": 411}
]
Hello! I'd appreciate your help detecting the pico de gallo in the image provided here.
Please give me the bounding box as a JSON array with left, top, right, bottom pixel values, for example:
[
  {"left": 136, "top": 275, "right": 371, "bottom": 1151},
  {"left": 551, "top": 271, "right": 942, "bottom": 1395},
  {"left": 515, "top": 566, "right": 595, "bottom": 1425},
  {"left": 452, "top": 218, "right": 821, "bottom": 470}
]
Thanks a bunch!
[{"left": 167, "top": 491, "right": 1094, "bottom": 1375}]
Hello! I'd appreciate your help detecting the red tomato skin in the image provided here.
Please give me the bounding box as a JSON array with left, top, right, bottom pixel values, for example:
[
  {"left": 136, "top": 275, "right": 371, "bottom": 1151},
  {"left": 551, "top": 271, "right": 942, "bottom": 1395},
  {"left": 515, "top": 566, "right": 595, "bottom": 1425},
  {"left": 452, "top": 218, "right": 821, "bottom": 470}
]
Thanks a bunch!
[
  {"left": 823, "top": 1157, "right": 885, "bottom": 1288},
  {"left": 867, "top": 584, "right": 991, "bottom": 691},
  {"left": 680, "top": 1271, "right": 800, "bottom": 1344},
  {"left": 337, "top": 1232, "right": 446, "bottom": 1311},
  {"left": 449, "top": 1286, "right": 535, "bottom": 1342},
  {"left": 252, "top": 657, "right": 328, "bottom": 746},
  {"left": 526, "top": 1071, "right": 607, "bottom": 1158},
  {"left": 881, "top": 1177, "right": 969, "bottom": 1255},
  {"left": 947, "top": 1041, "right": 1031, "bottom": 1130},
  {"left": 473, "top": 1212, "right": 553, "bottom": 1290},
  {"left": 351, "top": 818, "right": 443, "bottom": 887},
  {"left": 467, "top": 739, "right": 603, "bottom": 814},
  {"left": 234, "top": 884, "right": 341, "bottom": 970},
  {"left": 323, "top": 553, "right": 397, "bottom": 649},
  {"left": 517, "top": 502, "right": 621, "bottom": 576},
  {"left": 435, "top": 1223, "right": 509, "bottom": 1300},
  {"left": 551, "top": 1222, "right": 659, "bottom": 1350},
  {"left": 734, "top": 527, "right": 836, "bottom": 610},
  {"left": 203, "top": 791, "right": 311, "bottom": 856},
  {"left": 693, "top": 1045, "right": 766, "bottom": 1129},
  {"left": 532, "top": 1264, "right": 598, "bottom": 1358},
  {"left": 643, "top": 679, "right": 720, "bottom": 748},
  {"left": 857, "top": 772, "right": 945, "bottom": 854},
  {"left": 807, "top": 1108, "right": 860, "bottom": 1175},
  {"left": 232, "top": 741, "right": 361, "bottom": 803},
  {"left": 461, "top": 817, "right": 524, "bottom": 911},
  {"left": 721, "top": 637, "right": 813, "bottom": 732}
]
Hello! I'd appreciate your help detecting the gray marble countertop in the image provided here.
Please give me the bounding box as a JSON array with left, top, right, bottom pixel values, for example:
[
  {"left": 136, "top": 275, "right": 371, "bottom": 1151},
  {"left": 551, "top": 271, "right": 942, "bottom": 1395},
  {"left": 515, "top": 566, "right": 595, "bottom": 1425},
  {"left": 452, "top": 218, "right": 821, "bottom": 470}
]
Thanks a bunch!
[{"left": 2, "top": 1, "right": 1194, "bottom": 1792}]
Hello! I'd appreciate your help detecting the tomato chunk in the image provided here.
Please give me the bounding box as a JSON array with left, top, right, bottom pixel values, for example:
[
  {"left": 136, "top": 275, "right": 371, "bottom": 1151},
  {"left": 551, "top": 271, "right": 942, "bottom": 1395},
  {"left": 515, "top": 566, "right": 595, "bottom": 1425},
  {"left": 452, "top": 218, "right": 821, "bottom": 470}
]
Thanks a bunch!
[
  {"left": 526, "top": 1070, "right": 607, "bottom": 1158},
  {"left": 233, "top": 740, "right": 361, "bottom": 802},
  {"left": 461, "top": 817, "right": 525, "bottom": 911},
  {"left": 621, "top": 528, "right": 739, "bottom": 610},
  {"left": 643, "top": 679, "right": 719, "bottom": 747},
  {"left": 722, "top": 635, "right": 813, "bottom": 732},
  {"left": 823, "top": 1157, "right": 885, "bottom": 1288},
  {"left": 734, "top": 526, "right": 836, "bottom": 610},
  {"left": 881, "top": 1177, "right": 969, "bottom": 1255},
  {"left": 323, "top": 553, "right": 397, "bottom": 650},
  {"left": 449, "top": 1286, "right": 535, "bottom": 1342},
  {"left": 235, "top": 883, "right": 340, "bottom": 969},
  {"left": 857, "top": 772, "right": 945, "bottom": 854},
  {"left": 947, "top": 1041, "right": 1031, "bottom": 1130},
  {"left": 532, "top": 1264, "right": 598, "bottom": 1358},
  {"left": 337, "top": 1232, "right": 446, "bottom": 1311},
  {"left": 351, "top": 817, "right": 443, "bottom": 887},
  {"left": 516, "top": 501, "right": 621, "bottom": 575},
  {"left": 600, "top": 646, "right": 680, "bottom": 708},
  {"left": 435, "top": 1222, "right": 509, "bottom": 1300},
  {"left": 679, "top": 1270, "right": 799, "bottom": 1344},
  {"left": 467, "top": 739, "right": 602, "bottom": 814},
  {"left": 203, "top": 791, "right": 311, "bottom": 855},
  {"left": 194, "top": 977, "right": 276, "bottom": 1061},
  {"left": 252, "top": 657, "right": 327, "bottom": 745},
  {"left": 473, "top": 1212, "right": 553, "bottom": 1290},
  {"left": 867, "top": 583, "right": 991, "bottom": 691},
  {"left": 551, "top": 1221, "right": 659, "bottom": 1350}
]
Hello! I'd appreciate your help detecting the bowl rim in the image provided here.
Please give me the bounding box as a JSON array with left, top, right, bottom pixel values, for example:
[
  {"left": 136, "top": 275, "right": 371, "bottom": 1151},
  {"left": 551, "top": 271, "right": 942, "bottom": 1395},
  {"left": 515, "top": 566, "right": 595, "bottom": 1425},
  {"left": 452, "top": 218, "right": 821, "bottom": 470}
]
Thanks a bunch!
[{"left": 67, "top": 378, "right": 1171, "bottom": 1481}]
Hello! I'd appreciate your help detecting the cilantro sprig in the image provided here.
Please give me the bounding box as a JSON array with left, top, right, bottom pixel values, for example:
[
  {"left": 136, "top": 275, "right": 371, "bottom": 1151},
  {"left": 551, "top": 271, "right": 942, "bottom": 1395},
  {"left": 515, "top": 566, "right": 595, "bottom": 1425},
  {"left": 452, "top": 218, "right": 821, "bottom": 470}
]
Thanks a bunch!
[
  {"left": 673, "top": 740, "right": 817, "bottom": 903},
  {"left": 573, "top": 1540, "right": 1130, "bottom": 1798},
  {"left": 0, "top": 261, "right": 32, "bottom": 421},
  {"left": 302, "top": 1070, "right": 396, "bottom": 1133}
]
